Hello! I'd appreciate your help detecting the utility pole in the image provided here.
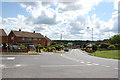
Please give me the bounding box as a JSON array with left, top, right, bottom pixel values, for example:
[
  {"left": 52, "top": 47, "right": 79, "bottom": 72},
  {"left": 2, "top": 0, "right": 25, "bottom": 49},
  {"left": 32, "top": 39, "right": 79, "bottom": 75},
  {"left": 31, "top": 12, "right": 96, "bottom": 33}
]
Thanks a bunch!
[
  {"left": 60, "top": 33, "right": 62, "bottom": 40},
  {"left": 87, "top": 27, "right": 94, "bottom": 43},
  {"left": 92, "top": 28, "right": 93, "bottom": 42}
]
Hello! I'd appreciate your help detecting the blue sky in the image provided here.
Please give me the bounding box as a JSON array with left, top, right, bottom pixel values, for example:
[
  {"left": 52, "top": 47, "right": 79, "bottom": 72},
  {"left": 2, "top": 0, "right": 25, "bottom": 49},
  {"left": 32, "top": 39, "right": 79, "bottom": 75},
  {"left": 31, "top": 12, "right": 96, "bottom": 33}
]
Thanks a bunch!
[
  {"left": 89, "top": 2, "right": 115, "bottom": 21},
  {"left": 2, "top": 2, "right": 28, "bottom": 18},
  {"left": 2, "top": 2, "right": 114, "bottom": 22},
  {"left": 1, "top": 1, "right": 118, "bottom": 40}
]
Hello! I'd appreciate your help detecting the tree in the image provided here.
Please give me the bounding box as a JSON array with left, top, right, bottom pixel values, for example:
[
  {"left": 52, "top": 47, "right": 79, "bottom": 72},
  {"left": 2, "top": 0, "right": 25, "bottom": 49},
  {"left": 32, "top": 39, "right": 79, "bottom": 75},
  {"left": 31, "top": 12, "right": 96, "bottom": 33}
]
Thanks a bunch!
[
  {"left": 67, "top": 42, "right": 73, "bottom": 48},
  {"left": 109, "top": 34, "right": 120, "bottom": 44}
]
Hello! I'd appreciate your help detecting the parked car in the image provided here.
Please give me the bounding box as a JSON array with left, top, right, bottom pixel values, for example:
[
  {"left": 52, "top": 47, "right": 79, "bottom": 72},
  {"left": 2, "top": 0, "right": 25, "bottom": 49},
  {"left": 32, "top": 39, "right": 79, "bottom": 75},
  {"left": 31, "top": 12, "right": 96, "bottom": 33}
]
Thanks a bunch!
[
  {"left": 64, "top": 47, "right": 69, "bottom": 52},
  {"left": 13, "top": 45, "right": 20, "bottom": 50}
]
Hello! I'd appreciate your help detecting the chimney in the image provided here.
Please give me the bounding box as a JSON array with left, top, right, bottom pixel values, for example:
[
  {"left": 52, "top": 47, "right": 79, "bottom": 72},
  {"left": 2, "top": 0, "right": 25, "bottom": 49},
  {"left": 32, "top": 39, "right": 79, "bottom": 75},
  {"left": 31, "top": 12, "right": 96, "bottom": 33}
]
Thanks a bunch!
[
  {"left": 19, "top": 29, "right": 21, "bottom": 31},
  {"left": 33, "top": 31, "right": 35, "bottom": 33}
]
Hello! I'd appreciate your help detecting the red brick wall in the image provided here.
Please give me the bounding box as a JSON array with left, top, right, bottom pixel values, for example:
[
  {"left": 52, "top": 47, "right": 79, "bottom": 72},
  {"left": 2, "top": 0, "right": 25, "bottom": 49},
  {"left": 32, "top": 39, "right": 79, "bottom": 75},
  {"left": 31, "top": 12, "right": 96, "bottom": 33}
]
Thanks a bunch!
[
  {"left": 8, "top": 31, "right": 16, "bottom": 44},
  {"left": 0, "top": 36, "right": 8, "bottom": 43}
]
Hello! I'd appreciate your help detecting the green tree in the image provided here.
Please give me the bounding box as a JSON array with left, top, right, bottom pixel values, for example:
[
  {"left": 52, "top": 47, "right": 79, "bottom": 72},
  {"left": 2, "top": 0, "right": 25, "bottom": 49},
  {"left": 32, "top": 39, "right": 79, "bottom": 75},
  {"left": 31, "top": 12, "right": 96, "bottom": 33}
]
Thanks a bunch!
[
  {"left": 109, "top": 34, "right": 120, "bottom": 44},
  {"left": 67, "top": 42, "right": 73, "bottom": 48}
]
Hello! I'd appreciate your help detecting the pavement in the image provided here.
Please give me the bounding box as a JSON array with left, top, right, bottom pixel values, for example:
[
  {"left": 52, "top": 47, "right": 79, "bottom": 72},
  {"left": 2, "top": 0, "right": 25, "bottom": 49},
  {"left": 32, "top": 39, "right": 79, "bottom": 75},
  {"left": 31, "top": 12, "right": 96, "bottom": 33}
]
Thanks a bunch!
[{"left": 0, "top": 49, "right": 119, "bottom": 78}]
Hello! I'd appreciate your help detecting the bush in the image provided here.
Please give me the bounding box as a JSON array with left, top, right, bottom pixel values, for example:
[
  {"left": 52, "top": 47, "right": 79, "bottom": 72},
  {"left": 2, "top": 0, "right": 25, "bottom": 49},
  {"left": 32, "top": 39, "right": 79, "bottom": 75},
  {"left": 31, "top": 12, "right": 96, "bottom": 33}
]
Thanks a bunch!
[
  {"left": 19, "top": 44, "right": 26, "bottom": 49},
  {"left": 108, "top": 45, "right": 116, "bottom": 49},
  {"left": 43, "top": 48, "right": 47, "bottom": 52},
  {"left": 8, "top": 44, "right": 13, "bottom": 50},
  {"left": 92, "top": 45, "right": 97, "bottom": 51},
  {"left": 46, "top": 47, "right": 53, "bottom": 52},
  {"left": 114, "top": 44, "right": 120, "bottom": 49},
  {"left": 99, "top": 43, "right": 109, "bottom": 49}
]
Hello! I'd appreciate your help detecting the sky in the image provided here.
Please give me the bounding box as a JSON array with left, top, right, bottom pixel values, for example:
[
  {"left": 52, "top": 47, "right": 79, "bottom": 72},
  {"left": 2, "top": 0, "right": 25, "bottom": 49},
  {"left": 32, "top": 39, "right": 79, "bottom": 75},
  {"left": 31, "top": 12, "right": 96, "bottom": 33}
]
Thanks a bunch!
[{"left": 0, "top": 0, "right": 120, "bottom": 40}]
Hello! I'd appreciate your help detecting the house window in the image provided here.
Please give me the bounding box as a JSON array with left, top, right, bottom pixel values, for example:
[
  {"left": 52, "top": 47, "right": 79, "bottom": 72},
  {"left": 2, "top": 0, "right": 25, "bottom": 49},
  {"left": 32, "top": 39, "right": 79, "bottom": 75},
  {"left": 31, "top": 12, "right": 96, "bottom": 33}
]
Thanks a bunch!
[
  {"left": 26, "top": 38, "right": 31, "bottom": 40},
  {"left": 11, "top": 37, "right": 14, "bottom": 40},
  {"left": 22, "top": 37, "right": 25, "bottom": 40},
  {"left": 37, "top": 38, "right": 41, "bottom": 40},
  {"left": 33, "top": 38, "right": 37, "bottom": 40}
]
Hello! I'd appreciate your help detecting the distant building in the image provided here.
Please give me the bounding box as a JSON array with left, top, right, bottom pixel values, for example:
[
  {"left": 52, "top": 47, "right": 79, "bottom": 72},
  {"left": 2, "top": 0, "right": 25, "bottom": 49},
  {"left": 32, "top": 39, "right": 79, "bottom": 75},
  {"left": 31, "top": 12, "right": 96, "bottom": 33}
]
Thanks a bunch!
[{"left": 7, "top": 29, "right": 51, "bottom": 47}]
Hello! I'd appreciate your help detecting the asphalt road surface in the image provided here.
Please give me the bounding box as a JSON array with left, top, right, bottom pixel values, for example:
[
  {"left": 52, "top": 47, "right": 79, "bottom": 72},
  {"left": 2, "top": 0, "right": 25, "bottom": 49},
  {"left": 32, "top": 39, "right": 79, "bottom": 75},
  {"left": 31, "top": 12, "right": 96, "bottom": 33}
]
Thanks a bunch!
[{"left": 1, "top": 49, "right": 119, "bottom": 78}]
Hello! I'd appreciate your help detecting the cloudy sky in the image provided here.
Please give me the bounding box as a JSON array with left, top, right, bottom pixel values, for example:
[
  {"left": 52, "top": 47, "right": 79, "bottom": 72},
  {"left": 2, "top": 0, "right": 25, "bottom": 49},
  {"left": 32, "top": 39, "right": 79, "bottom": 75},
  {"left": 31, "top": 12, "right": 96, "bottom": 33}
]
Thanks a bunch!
[{"left": 1, "top": 0, "right": 119, "bottom": 40}]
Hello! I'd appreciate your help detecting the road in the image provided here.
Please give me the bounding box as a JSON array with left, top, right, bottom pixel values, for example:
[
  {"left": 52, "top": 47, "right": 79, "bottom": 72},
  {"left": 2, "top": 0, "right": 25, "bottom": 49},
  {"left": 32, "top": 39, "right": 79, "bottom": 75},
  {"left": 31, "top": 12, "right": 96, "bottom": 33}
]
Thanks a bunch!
[{"left": 1, "top": 49, "right": 119, "bottom": 78}]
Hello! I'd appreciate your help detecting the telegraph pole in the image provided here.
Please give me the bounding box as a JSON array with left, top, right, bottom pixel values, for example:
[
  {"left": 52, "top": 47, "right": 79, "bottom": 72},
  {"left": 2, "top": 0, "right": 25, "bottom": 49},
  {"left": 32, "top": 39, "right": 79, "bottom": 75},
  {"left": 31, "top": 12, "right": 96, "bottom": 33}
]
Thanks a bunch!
[
  {"left": 60, "top": 33, "right": 62, "bottom": 40},
  {"left": 92, "top": 28, "right": 93, "bottom": 42}
]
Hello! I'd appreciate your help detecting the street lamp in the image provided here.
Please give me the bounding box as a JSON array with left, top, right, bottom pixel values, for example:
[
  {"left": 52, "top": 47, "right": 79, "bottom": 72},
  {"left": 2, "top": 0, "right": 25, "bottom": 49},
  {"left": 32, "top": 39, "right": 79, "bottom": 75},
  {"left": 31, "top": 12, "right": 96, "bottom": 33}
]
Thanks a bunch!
[{"left": 87, "top": 27, "right": 93, "bottom": 43}]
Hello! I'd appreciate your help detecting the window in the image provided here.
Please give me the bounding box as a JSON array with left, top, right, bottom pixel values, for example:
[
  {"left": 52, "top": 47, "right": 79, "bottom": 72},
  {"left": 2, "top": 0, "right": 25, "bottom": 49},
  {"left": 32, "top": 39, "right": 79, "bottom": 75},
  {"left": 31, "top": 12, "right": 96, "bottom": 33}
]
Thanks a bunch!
[
  {"left": 33, "top": 38, "right": 37, "bottom": 40},
  {"left": 22, "top": 37, "right": 25, "bottom": 40},
  {"left": 26, "top": 38, "right": 31, "bottom": 40},
  {"left": 37, "top": 38, "right": 41, "bottom": 40},
  {"left": 11, "top": 37, "right": 14, "bottom": 40}
]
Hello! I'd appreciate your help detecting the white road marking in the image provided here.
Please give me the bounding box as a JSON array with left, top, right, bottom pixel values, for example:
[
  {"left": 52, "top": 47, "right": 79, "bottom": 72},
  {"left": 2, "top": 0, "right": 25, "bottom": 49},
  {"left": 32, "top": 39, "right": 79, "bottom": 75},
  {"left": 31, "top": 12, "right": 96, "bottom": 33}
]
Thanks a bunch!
[
  {"left": 87, "top": 62, "right": 91, "bottom": 63},
  {"left": 86, "top": 64, "right": 92, "bottom": 65},
  {"left": 102, "top": 65, "right": 110, "bottom": 67},
  {"left": 15, "top": 64, "right": 22, "bottom": 67},
  {"left": 92, "top": 63, "right": 100, "bottom": 65},
  {"left": 7, "top": 57, "right": 15, "bottom": 60},
  {"left": 80, "top": 61, "right": 85, "bottom": 63}
]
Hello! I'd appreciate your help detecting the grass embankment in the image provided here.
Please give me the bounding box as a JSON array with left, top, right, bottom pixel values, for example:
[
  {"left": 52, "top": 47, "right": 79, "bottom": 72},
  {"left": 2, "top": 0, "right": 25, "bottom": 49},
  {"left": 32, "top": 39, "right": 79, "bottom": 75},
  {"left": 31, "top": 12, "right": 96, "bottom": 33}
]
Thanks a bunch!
[
  {"left": 1, "top": 52, "right": 40, "bottom": 55},
  {"left": 88, "top": 50, "right": 120, "bottom": 59}
]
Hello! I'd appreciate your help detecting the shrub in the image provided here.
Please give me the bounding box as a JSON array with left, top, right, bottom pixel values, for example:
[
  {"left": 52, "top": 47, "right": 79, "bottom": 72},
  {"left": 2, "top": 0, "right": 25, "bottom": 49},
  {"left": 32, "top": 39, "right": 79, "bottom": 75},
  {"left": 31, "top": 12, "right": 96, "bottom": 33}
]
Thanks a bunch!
[
  {"left": 99, "top": 43, "right": 109, "bottom": 48},
  {"left": 114, "top": 44, "right": 120, "bottom": 49},
  {"left": 43, "top": 48, "right": 47, "bottom": 52},
  {"left": 8, "top": 44, "right": 13, "bottom": 50},
  {"left": 46, "top": 47, "right": 53, "bottom": 52},
  {"left": 92, "top": 45, "right": 97, "bottom": 51},
  {"left": 19, "top": 44, "right": 26, "bottom": 49},
  {"left": 108, "top": 45, "right": 116, "bottom": 49}
]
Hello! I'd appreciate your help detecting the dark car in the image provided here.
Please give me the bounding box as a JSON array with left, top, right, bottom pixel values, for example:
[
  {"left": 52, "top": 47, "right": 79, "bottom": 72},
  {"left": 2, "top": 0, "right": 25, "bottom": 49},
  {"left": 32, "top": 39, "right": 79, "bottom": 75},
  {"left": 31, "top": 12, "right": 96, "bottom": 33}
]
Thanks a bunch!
[{"left": 64, "top": 47, "right": 69, "bottom": 52}]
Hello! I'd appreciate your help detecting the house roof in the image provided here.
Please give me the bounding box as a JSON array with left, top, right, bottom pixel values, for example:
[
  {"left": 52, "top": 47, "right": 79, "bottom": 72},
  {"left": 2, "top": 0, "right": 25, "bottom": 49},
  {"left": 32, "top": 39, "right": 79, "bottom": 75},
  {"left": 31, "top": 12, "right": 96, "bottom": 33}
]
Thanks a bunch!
[
  {"left": 45, "top": 36, "right": 51, "bottom": 41},
  {"left": 0, "top": 29, "right": 7, "bottom": 36},
  {"left": 11, "top": 30, "right": 44, "bottom": 38}
]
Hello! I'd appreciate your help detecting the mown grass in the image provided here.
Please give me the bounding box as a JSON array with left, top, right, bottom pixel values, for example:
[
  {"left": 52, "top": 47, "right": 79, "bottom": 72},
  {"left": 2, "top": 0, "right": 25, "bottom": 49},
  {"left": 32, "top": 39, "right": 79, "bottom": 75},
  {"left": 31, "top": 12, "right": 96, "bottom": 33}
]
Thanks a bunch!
[
  {"left": 88, "top": 50, "right": 120, "bottom": 59},
  {"left": 0, "top": 52, "right": 40, "bottom": 55}
]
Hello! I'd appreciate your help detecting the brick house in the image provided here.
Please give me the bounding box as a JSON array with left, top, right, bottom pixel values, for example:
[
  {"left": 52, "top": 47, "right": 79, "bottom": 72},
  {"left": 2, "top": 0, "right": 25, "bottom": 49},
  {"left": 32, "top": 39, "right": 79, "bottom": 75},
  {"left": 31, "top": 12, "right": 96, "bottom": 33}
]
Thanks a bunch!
[
  {"left": 0, "top": 29, "right": 8, "bottom": 44},
  {"left": 8, "top": 29, "right": 51, "bottom": 47}
]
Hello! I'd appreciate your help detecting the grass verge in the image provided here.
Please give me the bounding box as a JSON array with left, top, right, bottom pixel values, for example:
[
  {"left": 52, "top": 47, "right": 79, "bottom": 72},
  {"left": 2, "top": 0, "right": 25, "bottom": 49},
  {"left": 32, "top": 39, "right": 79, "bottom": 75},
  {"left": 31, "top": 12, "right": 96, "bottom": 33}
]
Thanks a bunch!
[{"left": 88, "top": 50, "right": 120, "bottom": 59}]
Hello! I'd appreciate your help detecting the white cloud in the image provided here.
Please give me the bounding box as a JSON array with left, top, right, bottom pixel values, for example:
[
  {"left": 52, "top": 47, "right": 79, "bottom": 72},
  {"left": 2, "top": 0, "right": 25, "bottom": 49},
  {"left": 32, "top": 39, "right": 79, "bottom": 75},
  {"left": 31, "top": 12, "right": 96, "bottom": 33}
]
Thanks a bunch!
[
  {"left": 1, "top": 1, "right": 118, "bottom": 40},
  {"left": 114, "top": 0, "right": 120, "bottom": 10}
]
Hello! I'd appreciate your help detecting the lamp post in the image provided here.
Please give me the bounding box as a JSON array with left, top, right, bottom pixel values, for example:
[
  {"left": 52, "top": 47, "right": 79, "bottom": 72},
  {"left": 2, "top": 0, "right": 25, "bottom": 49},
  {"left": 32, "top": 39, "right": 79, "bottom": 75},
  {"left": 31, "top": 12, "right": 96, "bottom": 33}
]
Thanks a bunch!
[{"left": 87, "top": 27, "right": 93, "bottom": 43}]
